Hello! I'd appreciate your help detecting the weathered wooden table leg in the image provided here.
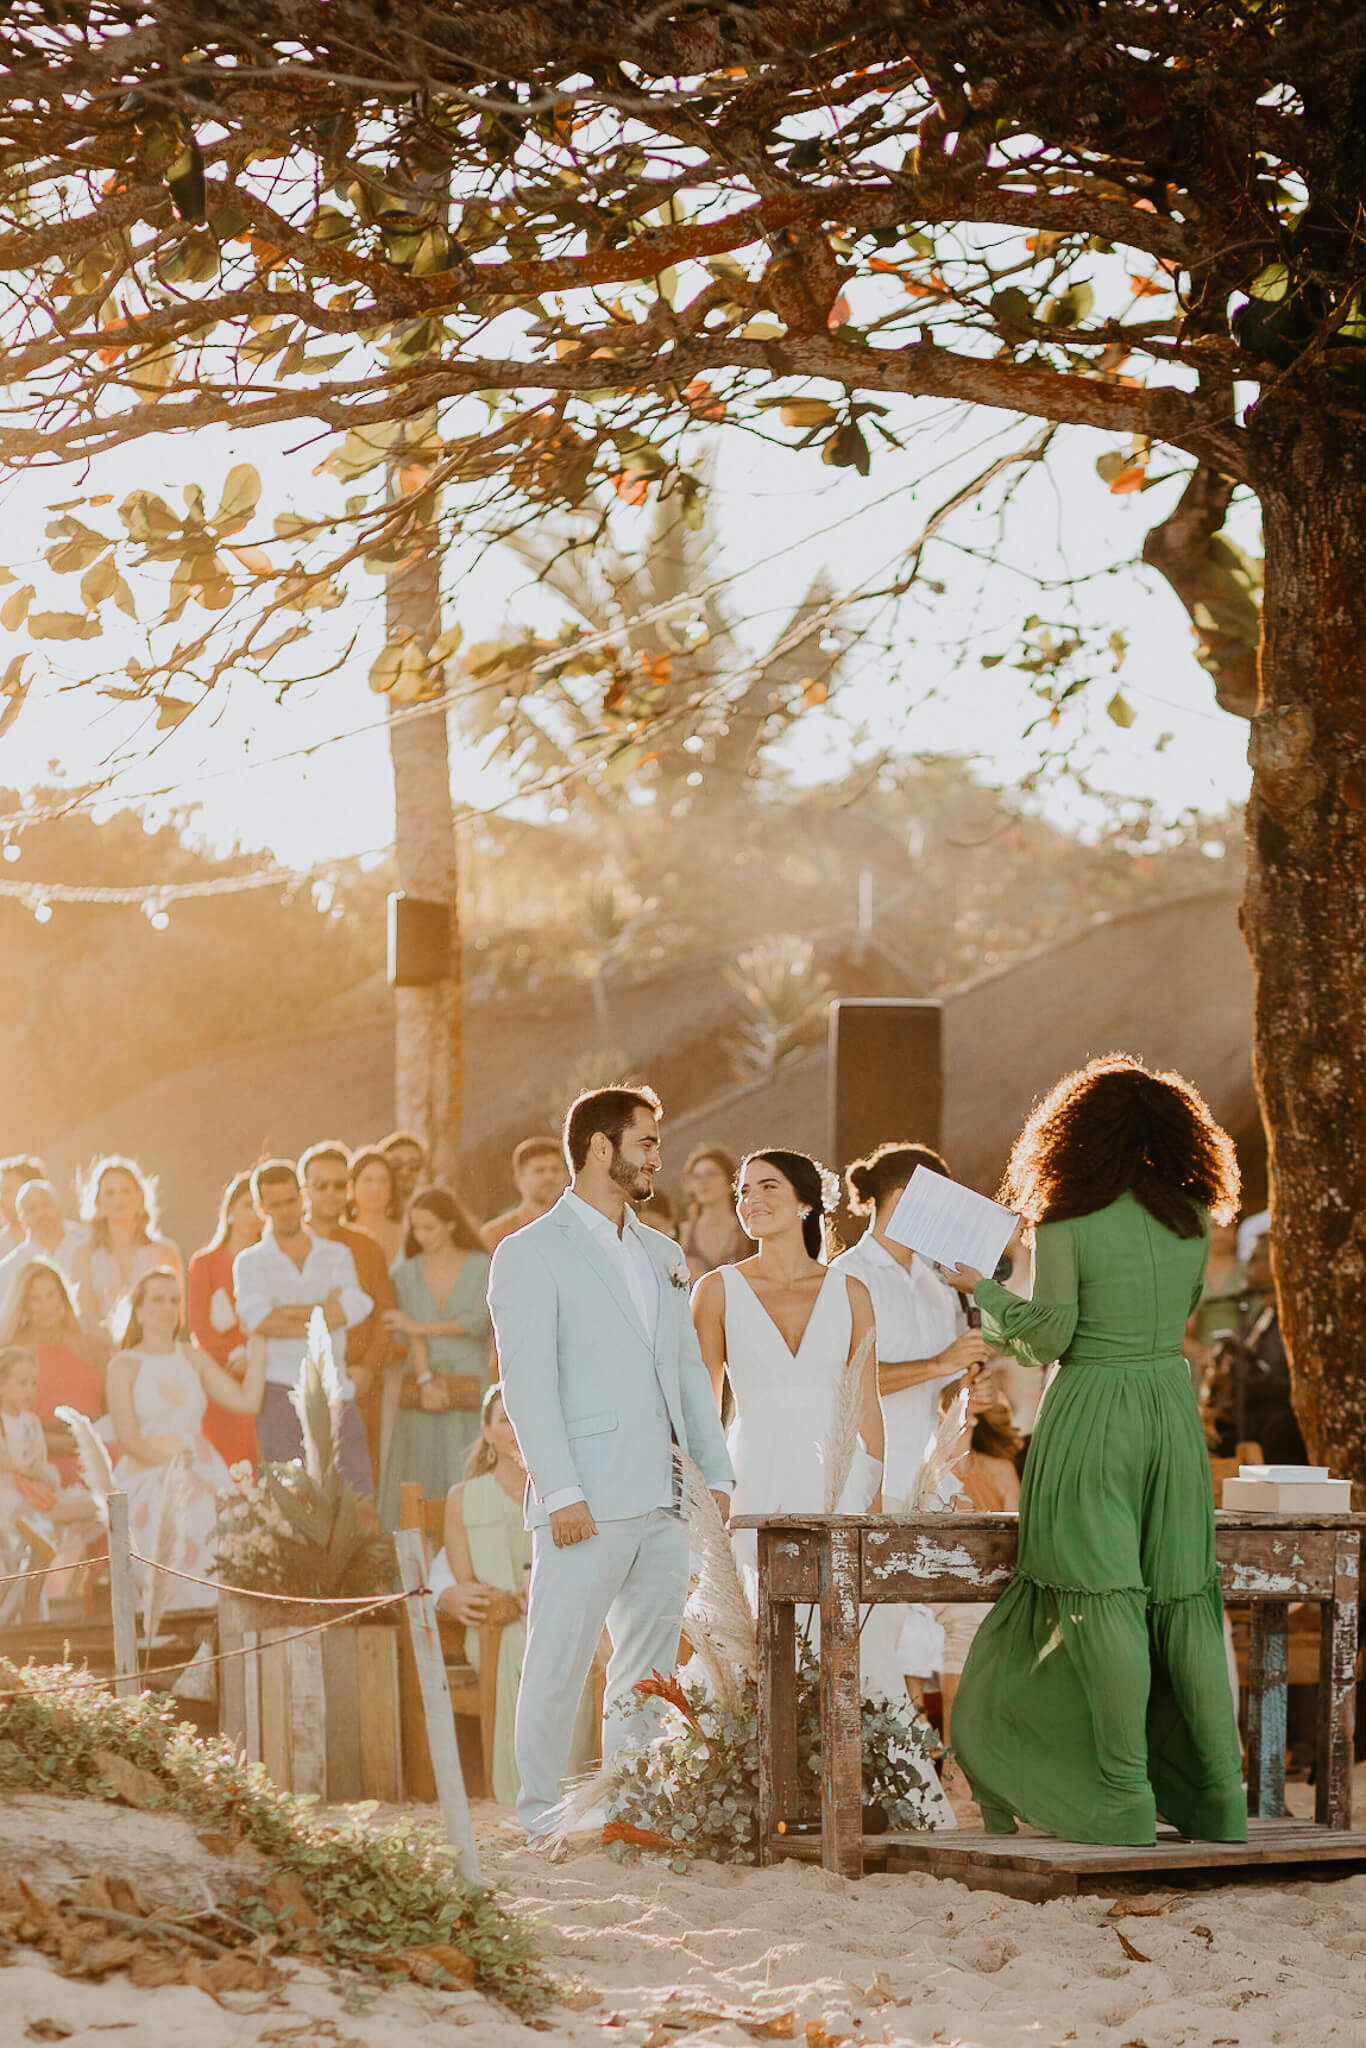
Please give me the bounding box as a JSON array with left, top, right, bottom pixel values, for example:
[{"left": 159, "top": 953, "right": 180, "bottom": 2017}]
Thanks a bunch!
[
  {"left": 756, "top": 1528, "right": 798, "bottom": 1867},
  {"left": 819, "top": 1524, "right": 864, "bottom": 1879},
  {"left": 1315, "top": 1529, "right": 1360, "bottom": 1829},
  {"left": 1245, "top": 1600, "right": 1289, "bottom": 1819}
]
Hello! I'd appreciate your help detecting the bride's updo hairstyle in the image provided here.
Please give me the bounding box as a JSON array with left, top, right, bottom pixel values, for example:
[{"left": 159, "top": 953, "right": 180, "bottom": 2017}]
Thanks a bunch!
[
  {"left": 1000, "top": 1052, "right": 1240, "bottom": 1240},
  {"left": 744, "top": 1149, "right": 839, "bottom": 1260},
  {"left": 845, "top": 1141, "right": 950, "bottom": 1218}
]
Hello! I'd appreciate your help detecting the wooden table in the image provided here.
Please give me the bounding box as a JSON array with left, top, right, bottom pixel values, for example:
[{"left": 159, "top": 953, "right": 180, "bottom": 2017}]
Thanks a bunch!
[{"left": 734, "top": 1510, "right": 1364, "bottom": 1886}]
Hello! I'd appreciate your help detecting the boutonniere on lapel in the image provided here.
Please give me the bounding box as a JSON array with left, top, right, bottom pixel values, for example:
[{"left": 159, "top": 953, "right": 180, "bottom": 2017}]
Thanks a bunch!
[{"left": 668, "top": 1261, "right": 690, "bottom": 1293}]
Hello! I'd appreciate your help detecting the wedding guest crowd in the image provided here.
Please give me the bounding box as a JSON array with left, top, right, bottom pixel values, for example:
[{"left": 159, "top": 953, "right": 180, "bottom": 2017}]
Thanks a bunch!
[{"left": 1, "top": 1096, "right": 1276, "bottom": 1823}]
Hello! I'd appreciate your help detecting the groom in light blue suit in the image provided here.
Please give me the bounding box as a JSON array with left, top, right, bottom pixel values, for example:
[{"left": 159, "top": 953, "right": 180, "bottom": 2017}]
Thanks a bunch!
[{"left": 489, "top": 1085, "right": 734, "bottom": 1837}]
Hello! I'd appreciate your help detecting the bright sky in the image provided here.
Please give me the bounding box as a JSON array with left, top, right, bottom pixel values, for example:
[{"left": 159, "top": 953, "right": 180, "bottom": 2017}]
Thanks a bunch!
[{"left": 0, "top": 393, "right": 1253, "bottom": 876}]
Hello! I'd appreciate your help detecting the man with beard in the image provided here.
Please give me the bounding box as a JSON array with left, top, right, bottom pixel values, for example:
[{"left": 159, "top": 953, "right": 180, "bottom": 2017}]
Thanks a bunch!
[{"left": 489, "top": 1086, "right": 733, "bottom": 1841}]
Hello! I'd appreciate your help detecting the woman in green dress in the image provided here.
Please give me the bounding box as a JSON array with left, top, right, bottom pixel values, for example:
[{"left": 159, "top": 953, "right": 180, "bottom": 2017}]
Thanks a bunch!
[
  {"left": 439, "top": 1387, "right": 532, "bottom": 1804},
  {"left": 947, "top": 1054, "right": 1247, "bottom": 1847},
  {"left": 379, "top": 1186, "right": 493, "bottom": 1529},
  {"left": 437, "top": 1385, "right": 600, "bottom": 1804}
]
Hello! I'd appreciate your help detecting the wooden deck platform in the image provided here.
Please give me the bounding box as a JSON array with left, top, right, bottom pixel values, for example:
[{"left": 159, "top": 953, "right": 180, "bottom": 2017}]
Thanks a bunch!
[{"left": 772, "top": 1817, "right": 1366, "bottom": 1901}]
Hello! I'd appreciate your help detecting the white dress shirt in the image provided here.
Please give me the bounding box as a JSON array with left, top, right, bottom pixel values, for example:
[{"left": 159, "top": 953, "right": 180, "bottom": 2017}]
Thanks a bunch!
[
  {"left": 564, "top": 1192, "right": 659, "bottom": 1336},
  {"left": 831, "top": 1232, "right": 965, "bottom": 1506},
  {"left": 544, "top": 1193, "right": 663, "bottom": 1515},
  {"left": 233, "top": 1227, "right": 371, "bottom": 1397},
  {"left": 0, "top": 1220, "right": 87, "bottom": 1316}
]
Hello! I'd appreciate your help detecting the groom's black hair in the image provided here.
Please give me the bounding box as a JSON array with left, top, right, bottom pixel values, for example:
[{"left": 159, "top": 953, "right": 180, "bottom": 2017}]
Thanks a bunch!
[{"left": 564, "top": 1086, "right": 663, "bottom": 1171}]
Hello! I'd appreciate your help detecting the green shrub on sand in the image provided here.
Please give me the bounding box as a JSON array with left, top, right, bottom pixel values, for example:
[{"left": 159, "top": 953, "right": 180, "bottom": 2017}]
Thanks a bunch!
[{"left": 0, "top": 1662, "right": 545, "bottom": 2010}]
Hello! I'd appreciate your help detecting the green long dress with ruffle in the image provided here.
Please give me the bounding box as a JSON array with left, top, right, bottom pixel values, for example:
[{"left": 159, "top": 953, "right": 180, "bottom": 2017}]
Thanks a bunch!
[{"left": 952, "top": 1193, "right": 1247, "bottom": 1846}]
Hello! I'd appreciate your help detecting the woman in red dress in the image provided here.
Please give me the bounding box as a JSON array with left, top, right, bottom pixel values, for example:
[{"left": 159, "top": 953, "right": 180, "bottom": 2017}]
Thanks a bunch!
[
  {"left": 186, "top": 1173, "right": 262, "bottom": 1470},
  {"left": 0, "top": 1260, "right": 110, "bottom": 1483}
]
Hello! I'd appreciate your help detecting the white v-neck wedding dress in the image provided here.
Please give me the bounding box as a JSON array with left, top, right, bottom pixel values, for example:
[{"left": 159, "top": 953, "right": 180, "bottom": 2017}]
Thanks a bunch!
[
  {"left": 721, "top": 1265, "right": 881, "bottom": 1577},
  {"left": 718, "top": 1265, "right": 956, "bottom": 1835}
]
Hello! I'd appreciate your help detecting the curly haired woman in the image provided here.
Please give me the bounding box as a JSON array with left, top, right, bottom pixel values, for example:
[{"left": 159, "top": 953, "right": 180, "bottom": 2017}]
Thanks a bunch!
[{"left": 947, "top": 1053, "right": 1247, "bottom": 1847}]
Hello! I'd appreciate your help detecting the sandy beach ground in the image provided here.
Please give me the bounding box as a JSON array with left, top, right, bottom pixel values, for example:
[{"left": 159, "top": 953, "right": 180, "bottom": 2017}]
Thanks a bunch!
[{"left": 3, "top": 1774, "right": 1364, "bottom": 2048}]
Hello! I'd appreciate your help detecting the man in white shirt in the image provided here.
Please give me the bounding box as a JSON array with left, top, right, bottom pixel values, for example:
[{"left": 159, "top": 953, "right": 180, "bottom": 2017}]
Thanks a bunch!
[
  {"left": 0, "top": 1179, "right": 87, "bottom": 1316},
  {"left": 233, "top": 1159, "right": 375, "bottom": 1493}
]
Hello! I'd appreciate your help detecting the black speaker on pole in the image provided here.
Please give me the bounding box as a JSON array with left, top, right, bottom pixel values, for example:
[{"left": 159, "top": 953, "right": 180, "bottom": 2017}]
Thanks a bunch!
[
  {"left": 828, "top": 998, "right": 944, "bottom": 1171},
  {"left": 387, "top": 893, "right": 453, "bottom": 987}
]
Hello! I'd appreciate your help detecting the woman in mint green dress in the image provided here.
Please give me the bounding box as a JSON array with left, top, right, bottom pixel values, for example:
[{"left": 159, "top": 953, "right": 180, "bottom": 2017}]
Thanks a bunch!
[
  {"left": 379, "top": 1187, "right": 492, "bottom": 1529},
  {"left": 948, "top": 1054, "right": 1247, "bottom": 1847}
]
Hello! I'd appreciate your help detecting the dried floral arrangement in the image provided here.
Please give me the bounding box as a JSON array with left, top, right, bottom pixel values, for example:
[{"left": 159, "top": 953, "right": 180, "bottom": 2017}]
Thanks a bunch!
[
  {"left": 213, "top": 1313, "right": 394, "bottom": 1602},
  {"left": 551, "top": 1457, "right": 947, "bottom": 1864}
]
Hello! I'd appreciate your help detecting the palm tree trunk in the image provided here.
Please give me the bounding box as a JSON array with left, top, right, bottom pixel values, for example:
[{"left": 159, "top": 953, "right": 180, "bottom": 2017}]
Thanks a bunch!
[{"left": 386, "top": 471, "right": 461, "bottom": 1180}]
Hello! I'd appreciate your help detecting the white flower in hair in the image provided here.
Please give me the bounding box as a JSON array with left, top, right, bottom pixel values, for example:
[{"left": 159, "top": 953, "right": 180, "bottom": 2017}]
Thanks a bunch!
[{"left": 818, "top": 1165, "right": 841, "bottom": 1212}]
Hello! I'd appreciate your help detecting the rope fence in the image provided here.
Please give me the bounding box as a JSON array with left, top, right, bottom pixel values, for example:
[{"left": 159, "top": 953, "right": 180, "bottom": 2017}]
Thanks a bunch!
[
  {"left": 0, "top": 1585, "right": 420, "bottom": 1704},
  {"left": 0, "top": 1552, "right": 110, "bottom": 1588},
  {"left": 0, "top": 1539, "right": 431, "bottom": 1701},
  {"left": 0, "top": 1506, "right": 483, "bottom": 1879}
]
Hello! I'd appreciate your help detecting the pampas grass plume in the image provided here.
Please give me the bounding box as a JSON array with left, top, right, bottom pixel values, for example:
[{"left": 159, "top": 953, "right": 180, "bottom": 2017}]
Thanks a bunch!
[{"left": 822, "top": 1327, "right": 875, "bottom": 1512}]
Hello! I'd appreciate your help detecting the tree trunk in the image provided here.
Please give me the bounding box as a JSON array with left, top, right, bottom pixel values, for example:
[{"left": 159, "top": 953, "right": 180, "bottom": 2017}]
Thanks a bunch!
[
  {"left": 1243, "top": 398, "right": 1366, "bottom": 1480},
  {"left": 386, "top": 498, "right": 462, "bottom": 1182}
]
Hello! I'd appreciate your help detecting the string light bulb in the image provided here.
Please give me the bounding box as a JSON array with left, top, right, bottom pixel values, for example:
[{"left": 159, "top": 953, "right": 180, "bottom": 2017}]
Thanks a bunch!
[
  {"left": 33, "top": 900, "right": 52, "bottom": 923},
  {"left": 2, "top": 841, "right": 19, "bottom": 863}
]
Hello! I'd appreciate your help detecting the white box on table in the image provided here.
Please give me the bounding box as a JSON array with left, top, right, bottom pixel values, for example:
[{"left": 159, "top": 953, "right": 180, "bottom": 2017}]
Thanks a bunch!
[{"left": 1220, "top": 1475, "right": 1352, "bottom": 1514}]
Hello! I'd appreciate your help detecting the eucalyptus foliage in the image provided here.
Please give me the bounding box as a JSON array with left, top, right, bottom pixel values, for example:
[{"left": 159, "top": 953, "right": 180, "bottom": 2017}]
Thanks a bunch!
[{"left": 603, "top": 1656, "right": 945, "bottom": 1866}]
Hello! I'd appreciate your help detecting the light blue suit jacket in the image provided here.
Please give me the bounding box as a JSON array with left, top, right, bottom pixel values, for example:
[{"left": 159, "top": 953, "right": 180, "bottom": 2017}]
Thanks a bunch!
[{"left": 488, "top": 1195, "right": 734, "bottom": 1528}]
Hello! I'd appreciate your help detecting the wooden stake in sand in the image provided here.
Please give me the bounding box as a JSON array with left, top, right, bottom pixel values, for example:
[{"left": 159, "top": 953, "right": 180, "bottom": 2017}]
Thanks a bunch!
[
  {"left": 394, "top": 1530, "right": 480, "bottom": 1884},
  {"left": 106, "top": 1492, "right": 139, "bottom": 1700}
]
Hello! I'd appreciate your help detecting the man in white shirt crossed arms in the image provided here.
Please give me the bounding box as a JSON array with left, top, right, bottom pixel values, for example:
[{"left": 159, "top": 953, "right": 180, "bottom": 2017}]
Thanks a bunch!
[{"left": 233, "top": 1158, "right": 374, "bottom": 1493}]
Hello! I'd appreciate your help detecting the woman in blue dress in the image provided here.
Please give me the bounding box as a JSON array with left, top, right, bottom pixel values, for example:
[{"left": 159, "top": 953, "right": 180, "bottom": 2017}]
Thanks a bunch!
[{"left": 378, "top": 1186, "right": 493, "bottom": 1528}]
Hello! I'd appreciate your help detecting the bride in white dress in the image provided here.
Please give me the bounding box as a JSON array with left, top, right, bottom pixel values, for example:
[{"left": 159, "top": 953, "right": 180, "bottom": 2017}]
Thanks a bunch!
[
  {"left": 691, "top": 1148, "right": 884, "bottom": 1578},
  {"left": 693, "top": 1150, "right": 955, "bottom": 1831}
]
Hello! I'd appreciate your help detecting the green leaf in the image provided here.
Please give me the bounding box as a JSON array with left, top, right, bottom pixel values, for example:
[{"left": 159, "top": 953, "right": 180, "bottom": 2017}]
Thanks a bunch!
[
  {"left": 28, "top": 610, "right": 101, "bottom": 640},
  {"left": 990, "top": 286, "right": 1034, "bottom": 331},
  {"left": 1, "top": 583, "right": 34, "bottom": 631},
  {"left": 166, "top": 134, "right": 206, "bottom": 223},
  {"left": 119, "top": 490, "right": 181, "bottom": 544},
  {"left": 1249, "top": 262, "right": 1290, "bottom": 304},
  {"left": 1106, "top": 690, "right": 1137, "bottom": 729},
  {"left": 241, "top": 324, "right": 296, "bottom": 363},
  {"left": 161, "top": 233, "right": 219, "bottom": 285},
  {"left": 310, "top": 205, "right": 354, "bottom": 245},
  {"left": 1043, "top": 281, "right": 1094, "bottom": 327},
  {"left": 214, "top": 463, "right": 262, "bottom": 533},
  {"left": 325, "top": 423, "right": 400, "bottom": 482},
  {"left": 129, "top": 344, "right": 175, "bottom": 399},
  {"left": 704, "top": 253, "right": 748, "bottom": 283},
  {"left": 80, "top": 556, "right": 119, "bottom": 610},
  {"left": 411, "top": 226, "right": 454, "bottom": 276},
  {"left": 821, "top": 421, "right": 870, "bottom": 475}
]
